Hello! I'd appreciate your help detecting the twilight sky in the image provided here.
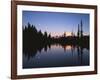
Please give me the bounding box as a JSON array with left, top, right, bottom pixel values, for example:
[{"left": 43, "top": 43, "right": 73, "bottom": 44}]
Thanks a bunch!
[{"left": 22, "top": 11, "right": 90, "bottom": 37}]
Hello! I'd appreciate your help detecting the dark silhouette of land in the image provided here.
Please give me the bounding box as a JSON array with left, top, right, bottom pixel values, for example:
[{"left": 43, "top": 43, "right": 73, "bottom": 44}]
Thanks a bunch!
[{"left": 23, "top": 21, "right": 89, "bottom": 59}]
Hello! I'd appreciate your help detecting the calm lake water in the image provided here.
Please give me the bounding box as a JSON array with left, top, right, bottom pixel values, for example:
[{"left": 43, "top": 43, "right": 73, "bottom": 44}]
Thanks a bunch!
[{"left": 23, "top": 44, "right": 89, "bottom": 69}]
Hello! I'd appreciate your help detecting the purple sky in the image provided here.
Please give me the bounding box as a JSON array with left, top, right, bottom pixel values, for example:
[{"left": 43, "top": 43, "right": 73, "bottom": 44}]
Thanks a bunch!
[{"left": 22, "top": 11, "right": 90, "bottom": 37}]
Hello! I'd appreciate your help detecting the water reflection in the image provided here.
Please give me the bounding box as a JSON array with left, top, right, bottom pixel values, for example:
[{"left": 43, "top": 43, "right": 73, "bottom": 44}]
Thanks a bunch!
[
  {"left": 23, "top": 44, "right": 89, "bottom": 69},
  {"left": 77, "top": 46, "right": 83, "bottom": 65}
]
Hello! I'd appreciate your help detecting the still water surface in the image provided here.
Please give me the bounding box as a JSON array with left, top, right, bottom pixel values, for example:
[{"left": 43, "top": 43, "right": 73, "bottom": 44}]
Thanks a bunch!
[{"left": 23, "top": 44, "right": 89, "bottom": 68}]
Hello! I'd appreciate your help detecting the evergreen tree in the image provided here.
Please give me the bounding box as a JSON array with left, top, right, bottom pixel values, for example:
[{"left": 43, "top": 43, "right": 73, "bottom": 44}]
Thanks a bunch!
[
  {"left": 77, "top": 24, "right": 80, "bottom": 38},
  {"left": 80, "top": 20, "right": 83, "bottom": 38}
]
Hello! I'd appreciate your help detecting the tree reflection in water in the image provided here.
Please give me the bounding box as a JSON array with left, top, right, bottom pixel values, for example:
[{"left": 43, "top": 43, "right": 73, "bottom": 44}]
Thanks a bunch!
[{"left": 23, "top": 43, "right": 89, "bottom": 61}]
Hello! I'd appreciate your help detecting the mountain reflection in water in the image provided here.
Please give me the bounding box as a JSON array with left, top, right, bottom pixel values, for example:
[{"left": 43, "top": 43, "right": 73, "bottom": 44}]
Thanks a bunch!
[{"left": 23, "top": 44, "right": 89, "bottom": 69}]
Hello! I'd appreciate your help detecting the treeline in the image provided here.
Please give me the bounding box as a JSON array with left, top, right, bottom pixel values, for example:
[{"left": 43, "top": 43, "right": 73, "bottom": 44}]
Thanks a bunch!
[{"left": 23, "top": 23, "right": 52, "bottom": 54}]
